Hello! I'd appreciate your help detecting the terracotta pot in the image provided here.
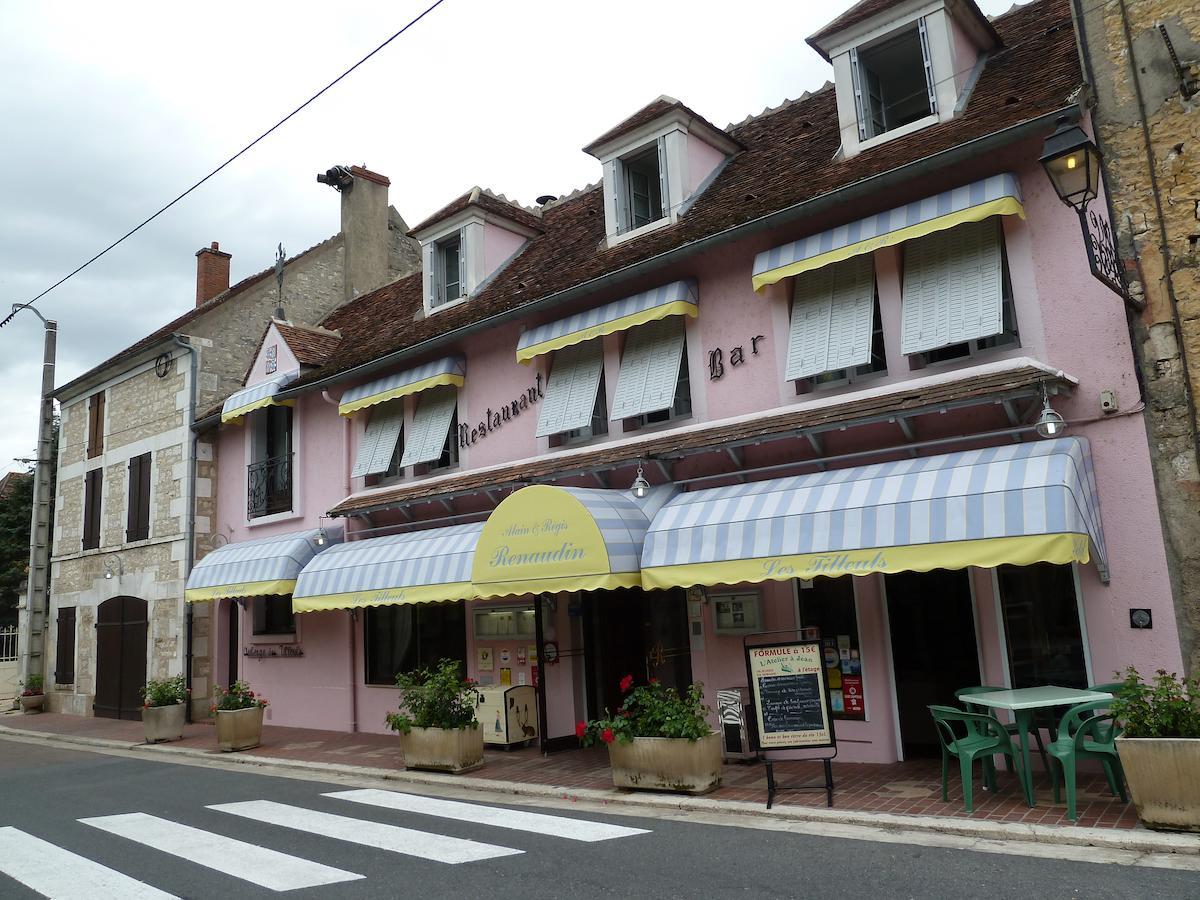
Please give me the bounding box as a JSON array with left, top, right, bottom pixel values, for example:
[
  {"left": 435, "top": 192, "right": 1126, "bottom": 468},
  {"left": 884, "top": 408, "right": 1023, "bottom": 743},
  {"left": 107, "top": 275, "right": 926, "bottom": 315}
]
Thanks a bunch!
[
  {"left": 606, "top": 733, "right": 723, "bottom": 794},
  {"left": 143, "top": 702, "right": 186, "bottom": 743},
  {"left": 399, "top": 725, "right": 484, "bottom": 773},
  {"left": 18, "top": 693, "right": 44, "bottom": 714},
  {"left": 215, "top": 705, "right": 264, "bottom": 752},
  {"left": 1117, "top": 736, "right": 1200, "bottom": 832}
]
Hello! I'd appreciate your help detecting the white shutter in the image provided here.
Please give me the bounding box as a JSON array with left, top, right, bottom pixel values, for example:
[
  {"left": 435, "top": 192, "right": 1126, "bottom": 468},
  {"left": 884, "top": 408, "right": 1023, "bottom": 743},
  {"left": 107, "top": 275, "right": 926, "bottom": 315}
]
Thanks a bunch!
[
  {"left": 785, "top": 255, "right": 875, "bottom": 380},
  {"left": 399, "top": 386, "right": 458, "bottom": 467},
  {"left": 656, "top": 137, "right": 669, "bottom": 220},
  {"left": 918, "top": 17, "right": 938, "bottom": 115},
  {"left": 351, "top": 401, "right": 404, "bottom": 477},
  {"left": 457, "top": 227, "right": 467, "bottom": 298},
  {"left": 849, "top": 47, "right": 869, "bottom": 142},
  {"left": 900, "top": 219, "right": 1004, "bottom": 355},
  {"left": 535, "top": 341, "right": 604, "bottom": 438},
  {"left": 609, "top": 317, "right": 685, "bottom": 420}
]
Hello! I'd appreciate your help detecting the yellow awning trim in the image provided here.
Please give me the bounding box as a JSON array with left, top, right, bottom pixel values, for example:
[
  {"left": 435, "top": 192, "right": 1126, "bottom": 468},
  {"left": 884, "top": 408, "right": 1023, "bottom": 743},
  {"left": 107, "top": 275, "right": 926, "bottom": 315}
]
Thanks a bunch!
[
  {"left": 221, "top": 398, "right": 294, "bottom": 425},
  {"left": 338, "top": 373, "right": 466, "bottom": 417},
  {"left": 516, "top": 301, "right": 698, "bottom": 364},
  {"left": 473, "top": 571, "right": 644, "bottom": 600},
  {"left": 184, "top": 579, "right": 297, "bottom": 602},
  {"left": 292, "top": 582, "right": 476, "bottom": 613},
  {"left": 640, "top": 533, "right": 1089, "bottom": 591}
]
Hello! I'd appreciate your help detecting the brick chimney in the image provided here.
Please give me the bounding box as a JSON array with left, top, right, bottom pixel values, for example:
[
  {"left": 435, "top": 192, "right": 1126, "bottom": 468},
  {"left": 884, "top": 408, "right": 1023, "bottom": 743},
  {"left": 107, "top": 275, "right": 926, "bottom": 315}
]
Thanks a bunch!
[
  {"left": 195, "top": 241, "right": 232, "bottom": 306},
  {"left": 341, "top": 166, "right": 390, "bottom": 303}
]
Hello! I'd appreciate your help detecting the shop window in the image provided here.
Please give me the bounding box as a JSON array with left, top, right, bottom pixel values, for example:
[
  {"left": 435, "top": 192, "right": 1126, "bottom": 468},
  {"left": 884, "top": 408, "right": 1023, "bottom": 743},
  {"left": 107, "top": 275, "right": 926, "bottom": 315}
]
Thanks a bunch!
[
  {"left": 996, "top": 563, "right": 1087, "bottom": 689},
  {"left": 252, "top": 596, "right": 295, "bottom": 636},
  {"left": 797, "top": 576, "right": 866, "bottom": 720},
  {"left": 365, "top": 601, "right": 467, "bottom": 686}
]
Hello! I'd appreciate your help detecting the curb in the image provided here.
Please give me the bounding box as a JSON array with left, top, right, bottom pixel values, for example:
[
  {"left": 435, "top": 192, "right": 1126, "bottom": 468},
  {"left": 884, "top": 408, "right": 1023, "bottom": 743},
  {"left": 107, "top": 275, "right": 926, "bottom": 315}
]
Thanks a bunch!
[{"left": 2, "top": 722, "right": 1197, "bottom": 856}]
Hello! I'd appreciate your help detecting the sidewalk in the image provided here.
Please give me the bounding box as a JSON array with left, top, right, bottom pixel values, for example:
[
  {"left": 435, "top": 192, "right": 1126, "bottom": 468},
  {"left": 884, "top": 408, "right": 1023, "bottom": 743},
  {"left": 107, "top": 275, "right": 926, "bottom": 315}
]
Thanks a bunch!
[{"left": 0, "top": 710, "right": 1176, "bottom": 848}]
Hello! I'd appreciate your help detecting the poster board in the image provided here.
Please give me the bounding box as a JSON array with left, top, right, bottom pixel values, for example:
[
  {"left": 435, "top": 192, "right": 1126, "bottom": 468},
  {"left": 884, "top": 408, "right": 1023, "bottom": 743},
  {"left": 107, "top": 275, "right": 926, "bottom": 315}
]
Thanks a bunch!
[{"left": 745, "top": 640, "right": 835, "bottom": 752}]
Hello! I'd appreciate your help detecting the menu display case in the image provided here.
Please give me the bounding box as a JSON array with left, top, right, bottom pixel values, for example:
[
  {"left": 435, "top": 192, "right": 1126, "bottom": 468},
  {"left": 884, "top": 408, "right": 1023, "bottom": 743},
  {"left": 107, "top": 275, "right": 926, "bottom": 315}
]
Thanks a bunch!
[{"left": 476, "top": 684, "right": 538, "bottom": 747}]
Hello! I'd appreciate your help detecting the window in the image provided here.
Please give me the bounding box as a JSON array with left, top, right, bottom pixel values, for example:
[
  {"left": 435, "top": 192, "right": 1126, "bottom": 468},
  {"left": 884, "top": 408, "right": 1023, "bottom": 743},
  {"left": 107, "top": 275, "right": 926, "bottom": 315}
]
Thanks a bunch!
[
  {"left": 82, "top": 468, "right": 102, "bottom": 550},
  {"left": 400, "top": 386, "right": 458, "bottom": 472},
  {"left": 352, "top": 402, "right": 404, "bottom": 480},
  {"left": 555, "top": 374, "right": 609, "bottom": 446},
  {"left": 54, "top": 607, "right": 76, "bottom": 684},
  {"left": 248, "top": 406, "right": 293, "bottom": 519},
  {"left": 610, "top": 317, "right": 691, "bottom": 427},
  {"left": 797, "top": 576, "right": 865, "bottom": 720},
  {"left": 425, "top": 409, "right": 460, "bottom": 473},
  {"left": 619, "top": 143, "right": 664, "bottom": 232},
  {"left": 86, "top": 391, "right": 105, "bottom": 459},
  {"left": 433, "top": 232, "right": 463, "bottom": 308},
  {"left": 252, "top": 596, "right": 295, "bottom": 636},
  {"left": 536, "top": 340, "right": 608, "bottom": 443},
  {"left": 126, "top": 452, "right": 151, "bottom": 542},
  {"left": 365, "top": 601, "right": 466, "bottom": 685},
  {"left": 632, "top": 347, "right": 691, "bottom": 427},
  {"left": 996, "top": 563, "right": 1088, "bottom": 690},
  {"left": 850, "top": 19, "right": 936, "bottom": 141}
]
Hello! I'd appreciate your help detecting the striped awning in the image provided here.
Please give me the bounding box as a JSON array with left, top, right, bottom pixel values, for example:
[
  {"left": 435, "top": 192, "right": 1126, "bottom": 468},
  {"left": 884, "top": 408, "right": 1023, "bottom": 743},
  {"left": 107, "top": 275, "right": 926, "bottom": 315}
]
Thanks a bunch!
[
  {"left": 472, "top": 485, "right": 664, "bottom": 598},
  {"left": 292, "top": 522, "right": 482, "bottom": 613},
  {"left": 752, "top": 173, "right": 1025, "bottom": 292},
  {"left": 221, "top": 372, "right": 298, "bottom": 424},
  {"left": 516, "top": 280, "right": 698, "bottom": 364},
  {"left": 184, "top": 527, "right": 341, "bottom": 602},
  {"left": 338, "top": 356, "right": 466, "bottom": 416},
  {"left": 640, "top": 437, "right": 1108, "bottom": 590}
]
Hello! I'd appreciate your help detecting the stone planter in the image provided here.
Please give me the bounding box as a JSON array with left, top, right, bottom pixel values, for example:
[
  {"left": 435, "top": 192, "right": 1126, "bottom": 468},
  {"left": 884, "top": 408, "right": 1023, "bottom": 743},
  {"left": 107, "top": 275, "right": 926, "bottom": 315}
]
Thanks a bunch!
[
  {"left": 142, "top": 702, "right": 186, "bottom": 743},
  {"left": 607, "top": 733, "right": 723, "bottom": 794},
  {"left": 18, "top": 693, "right": 44, "bottom": 714},
  {"left": 214, "top": 705, "right": 264, "bottom": 752},
  {"left": 1117, "top": 736, "right": 1200, "bottom": 832},
  {"left": 399, "top": 725, "right": 484, "bottom": 774}
]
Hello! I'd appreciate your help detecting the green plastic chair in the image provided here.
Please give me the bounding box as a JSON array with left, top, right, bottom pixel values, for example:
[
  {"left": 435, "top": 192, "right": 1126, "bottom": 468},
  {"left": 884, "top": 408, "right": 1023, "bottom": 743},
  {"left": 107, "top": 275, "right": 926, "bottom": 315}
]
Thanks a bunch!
[
  {"left": 955, "top": 685, "right": 1050, "bottom": 775},
  {"left": 1046, "top": 699, "right": 1128, "bottom": 821},
  {"left": 1088, "top": 681, "right": 1124, "bottom": 695},
  {"left": 929, "top": 705, "right": 1024, "bottom": 813}
]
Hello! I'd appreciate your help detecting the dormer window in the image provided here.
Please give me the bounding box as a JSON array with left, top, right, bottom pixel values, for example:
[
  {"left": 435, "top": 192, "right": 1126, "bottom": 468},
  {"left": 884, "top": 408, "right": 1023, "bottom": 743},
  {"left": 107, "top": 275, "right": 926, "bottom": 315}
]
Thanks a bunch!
[
  {"left": 849, "top": 20, "right": 937, "bottom": 141},
  {"left": 620, "top": 143, "right": 665, "bottom": 232},
  {"left": 433, "top": 232, "right": 464, "bottom": 308}
]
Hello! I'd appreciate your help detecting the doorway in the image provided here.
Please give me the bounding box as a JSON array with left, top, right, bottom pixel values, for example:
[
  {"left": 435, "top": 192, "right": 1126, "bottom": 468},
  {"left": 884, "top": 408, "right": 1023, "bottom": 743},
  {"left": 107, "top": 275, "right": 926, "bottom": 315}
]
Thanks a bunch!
[
  {"left": 226, "top": 599, "right": 239, "bottom": 687},
  {"left": 94, "top": 595, "right": 148, "bottom": 720},
  {"left": 884, "top": 569, "right": 980, "bottom": 757}
]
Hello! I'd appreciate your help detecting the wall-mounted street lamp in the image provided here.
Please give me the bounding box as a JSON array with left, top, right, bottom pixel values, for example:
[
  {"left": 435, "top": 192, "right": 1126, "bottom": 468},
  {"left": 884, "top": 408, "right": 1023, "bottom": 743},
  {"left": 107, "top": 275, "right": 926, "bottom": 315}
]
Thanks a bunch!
[
  {"left": 630, "top": 464, "right": 651, "bottom": 499},
  {"left": 103, "top": 556, "right": 123, "bottom": 581},
  {"left": 1034, "top": 383, "right": 1067, "bottom": 439},
  {"left": 1039, "top": 116, "right": 1135, "bottom": 306}
]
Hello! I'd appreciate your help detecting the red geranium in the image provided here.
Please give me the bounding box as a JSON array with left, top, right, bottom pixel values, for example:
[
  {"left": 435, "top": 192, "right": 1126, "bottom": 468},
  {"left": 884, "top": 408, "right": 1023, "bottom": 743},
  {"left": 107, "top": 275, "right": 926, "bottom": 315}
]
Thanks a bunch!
[
  {"left": 619, "top": 674, "right": 634, "bottom": 693},
  {"left": 601, "top": 727, "right": 615, "bottom": 744},
  {"left": 575, "top": 720, "right": 587, "bottom": 739}
]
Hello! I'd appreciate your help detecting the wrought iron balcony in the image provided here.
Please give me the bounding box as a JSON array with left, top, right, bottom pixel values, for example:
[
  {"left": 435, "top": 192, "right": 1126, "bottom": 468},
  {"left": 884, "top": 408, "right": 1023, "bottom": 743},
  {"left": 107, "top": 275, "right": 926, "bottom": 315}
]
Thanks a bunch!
[{"left": 247, "top": 453, "right": 293, "bottom": 519}]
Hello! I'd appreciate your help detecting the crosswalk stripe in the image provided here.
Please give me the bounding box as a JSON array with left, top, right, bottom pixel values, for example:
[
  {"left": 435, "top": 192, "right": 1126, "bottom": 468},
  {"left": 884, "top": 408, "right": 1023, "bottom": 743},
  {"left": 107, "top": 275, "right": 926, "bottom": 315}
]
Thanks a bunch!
[
  {"left": 78, "top": 813, "right": 364, "bottom": 892},
  {"left": 0, "top": 826, "right": 177, "bottom": 900},
  {"left": 324, "top": 789, "right": 651, "bottom": 842},
  {"left": 209, "top": 800, "right": 523, "bottom": 864}
]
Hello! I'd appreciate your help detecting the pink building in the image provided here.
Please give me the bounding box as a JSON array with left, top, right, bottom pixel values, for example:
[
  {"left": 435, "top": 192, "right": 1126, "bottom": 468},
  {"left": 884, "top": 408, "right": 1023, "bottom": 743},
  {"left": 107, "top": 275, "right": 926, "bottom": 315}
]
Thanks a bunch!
[{"left": 187, "top": 0, "right": 1182, "bottom": 765}]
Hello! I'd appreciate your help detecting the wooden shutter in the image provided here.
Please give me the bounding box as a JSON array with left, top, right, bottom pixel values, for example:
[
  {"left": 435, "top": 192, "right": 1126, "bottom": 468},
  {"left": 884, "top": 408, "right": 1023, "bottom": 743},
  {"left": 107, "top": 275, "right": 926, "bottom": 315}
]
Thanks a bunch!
[
  {"left": 54, "top": 607, "right": 76, "bottom": 684},
  {"left": 83, "top": 468, "right": 102, "bottom": 550},
  {"left": 786, "top": 258, "right": 877, "bottom": 381},
  {"left": 900, "top": 218, "right": 1004, "bottom": 355},
  {"left": 399, "top": 386, "right": 459, "bottom": 468},
  {"left": 535, "top": 341, "right": 605, "bottom": 437},
  {"left": 352, "top": 402, "right": 405, "bottom": 477},
  {"left": 87, "top": 391, "right": 105, "bottom": 459},
  {"left": 126, "top": 453, "right": 150, "bottom": 542},
  {"left": 609, "top": 317, "right": 686, "bottom": 420}
]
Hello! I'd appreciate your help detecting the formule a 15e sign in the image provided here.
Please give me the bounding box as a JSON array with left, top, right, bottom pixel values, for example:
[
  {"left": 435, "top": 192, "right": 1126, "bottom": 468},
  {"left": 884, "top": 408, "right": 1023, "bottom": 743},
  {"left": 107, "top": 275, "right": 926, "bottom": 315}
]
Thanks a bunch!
[{"left": 745, "top": 641, "right": 836, "bottom": 751}]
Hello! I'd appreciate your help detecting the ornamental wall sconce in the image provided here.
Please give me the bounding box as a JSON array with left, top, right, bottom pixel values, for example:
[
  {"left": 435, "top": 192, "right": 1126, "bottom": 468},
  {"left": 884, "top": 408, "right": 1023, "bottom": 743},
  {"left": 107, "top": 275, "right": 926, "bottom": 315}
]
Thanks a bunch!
[{"left": 102, "top": 557, "right": 123, "bottom": 581}]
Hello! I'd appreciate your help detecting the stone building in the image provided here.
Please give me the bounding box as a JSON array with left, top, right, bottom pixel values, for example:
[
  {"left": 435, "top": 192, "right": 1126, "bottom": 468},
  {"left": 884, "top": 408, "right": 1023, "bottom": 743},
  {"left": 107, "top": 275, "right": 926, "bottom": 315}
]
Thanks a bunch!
[
  {"left": 44, "top": 166, "right": 419, "bottom": 719},
  {"left": 1072, "top": 1, "right": 1200, "bottom": 671}
]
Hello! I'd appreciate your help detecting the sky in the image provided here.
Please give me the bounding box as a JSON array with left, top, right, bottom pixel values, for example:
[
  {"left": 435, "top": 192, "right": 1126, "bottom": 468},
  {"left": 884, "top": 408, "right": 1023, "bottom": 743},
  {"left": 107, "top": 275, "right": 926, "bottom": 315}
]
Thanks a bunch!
[{"left": 0, "top": 0, "right": 1023, "bottom": 474}]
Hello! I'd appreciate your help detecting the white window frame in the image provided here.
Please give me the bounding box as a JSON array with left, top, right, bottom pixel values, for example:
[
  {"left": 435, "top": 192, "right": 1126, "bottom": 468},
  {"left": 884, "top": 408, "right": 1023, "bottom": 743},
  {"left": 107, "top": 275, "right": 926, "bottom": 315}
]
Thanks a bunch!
[{"left": 432, "top": 230, "right": 465, "bottom": 309}]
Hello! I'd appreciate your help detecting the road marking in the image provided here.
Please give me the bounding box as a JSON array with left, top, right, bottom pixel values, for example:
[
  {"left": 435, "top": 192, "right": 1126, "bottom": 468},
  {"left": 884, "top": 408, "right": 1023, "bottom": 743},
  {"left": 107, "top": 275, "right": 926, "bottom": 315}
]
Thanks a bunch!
[
  {"left": 0, "top": 826, "right": 177, "bottom": 900},
  {"left": 78, "top": 813, "right": 363, "bottom": 892},
  {"left": 210, "top": 800, "right": 523, "bottom": 864},
  {"left": 325, "top": 788, "right": 651, "bottom": 842}
]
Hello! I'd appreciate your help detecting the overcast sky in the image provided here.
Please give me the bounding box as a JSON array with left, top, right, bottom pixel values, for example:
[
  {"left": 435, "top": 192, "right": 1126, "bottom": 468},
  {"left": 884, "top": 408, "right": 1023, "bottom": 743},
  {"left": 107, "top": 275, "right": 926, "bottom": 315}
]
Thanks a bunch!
[{"left": 0, "top": 0, "right": 1023, "bottom": 474}]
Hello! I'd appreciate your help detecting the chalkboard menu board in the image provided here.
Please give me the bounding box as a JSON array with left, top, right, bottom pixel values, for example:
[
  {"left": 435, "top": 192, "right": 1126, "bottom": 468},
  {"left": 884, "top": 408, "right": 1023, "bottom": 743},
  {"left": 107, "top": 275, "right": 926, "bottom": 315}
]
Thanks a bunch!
[{"left": 745, "top": 641, "right": 835, "bottom": 750}]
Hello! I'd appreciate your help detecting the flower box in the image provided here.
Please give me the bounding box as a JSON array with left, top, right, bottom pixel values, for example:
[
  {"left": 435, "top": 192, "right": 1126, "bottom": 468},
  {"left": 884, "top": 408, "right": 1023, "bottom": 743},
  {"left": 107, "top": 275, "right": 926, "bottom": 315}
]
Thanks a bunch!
[
  {"left": 607, "top": 733, "right": 722, "bottom": 794},
  {"left": 399, "top": 725, "right": 484, "bottom": 774},
  {"left": 215, "top": 706, "right": 264, "bottom": 752},
  {"left": 1116, "top": 737, "right": 1200, "bottom": 832},
  {"left": 143, "top": 702, "right": 186, "bottom": 743},
  {"left": 18, "top": 693, "right": 44, "bottom": 714}
]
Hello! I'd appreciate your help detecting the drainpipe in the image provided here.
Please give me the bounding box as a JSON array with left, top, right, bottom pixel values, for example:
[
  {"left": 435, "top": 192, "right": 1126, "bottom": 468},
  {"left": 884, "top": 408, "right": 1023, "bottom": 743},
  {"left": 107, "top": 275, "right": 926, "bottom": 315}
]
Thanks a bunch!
[
  {"left": 322, "top": 389, "right": 358, "bottom": 731},
  {"left": 172, "top": 335, "right": 199, "bottom": 723}
]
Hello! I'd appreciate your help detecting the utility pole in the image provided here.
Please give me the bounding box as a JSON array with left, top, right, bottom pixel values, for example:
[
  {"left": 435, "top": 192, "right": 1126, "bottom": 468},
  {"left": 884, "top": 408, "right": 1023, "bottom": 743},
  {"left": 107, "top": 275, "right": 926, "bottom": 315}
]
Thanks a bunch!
[{"left": 14, "top": 304, "right": 56, "bottom": 692}]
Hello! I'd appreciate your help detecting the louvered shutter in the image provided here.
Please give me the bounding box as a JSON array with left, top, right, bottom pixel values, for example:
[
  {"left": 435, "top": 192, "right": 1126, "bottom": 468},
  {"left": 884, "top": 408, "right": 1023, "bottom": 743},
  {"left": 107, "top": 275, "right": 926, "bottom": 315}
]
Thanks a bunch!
[
  {"left": 900, "top": 218, "right": 1004, "bottom": 355},
  {"left": 126, "top": 453, "right": 150, "bottom": 541},
  {"left": 609, "top": 317, "right": 686, "bottom": 420},
  {"left": 399, "top": 386, "right": 458, "bottom": 467},
  {"left": 785, "top": 255, "right": 875, "bottom": 381},
  {"left": 848, "top": 47, "right": 869, "bottom": 142},
  {"left": 83, "top": 468, "right": 102, "bottom": 550},
  {"left": 535, "top": 341, "right": 605, "bottom": 437},
  {"left": 352, "top": 401, "right": 405, "bottom": 477},
  {"left": 87, "top": 392, "right": 105, "bottom": 459},
  {"left": 54, "top": 607, "right": 75, "bottom": 684}
]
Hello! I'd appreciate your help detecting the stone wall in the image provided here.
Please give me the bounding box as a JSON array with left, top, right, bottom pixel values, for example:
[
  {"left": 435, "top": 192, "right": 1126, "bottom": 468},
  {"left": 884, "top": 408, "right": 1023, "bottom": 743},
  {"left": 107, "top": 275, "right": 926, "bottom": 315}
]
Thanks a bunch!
[{"left": 1077, "top": 1, "right": 1200, "bottom": 671}]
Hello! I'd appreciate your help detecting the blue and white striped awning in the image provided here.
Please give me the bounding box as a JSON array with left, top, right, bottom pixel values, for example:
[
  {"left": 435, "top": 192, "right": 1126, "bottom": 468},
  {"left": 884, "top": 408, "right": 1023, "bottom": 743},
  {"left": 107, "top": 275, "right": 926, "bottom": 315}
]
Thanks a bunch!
[
  {"left": 641, "top": 438, "right": 1108, "bottom": 589},
  {"left": 752, "top": 173, "right": 1025, "bottom": 292},
  {"left": 292, "top": 522, "right": 482, "bottom": 613},
  {"left": 516, "top": 279, "right": 698, "bottom": 363},
  {"left": 184, "top": 527, "right": 341, "bottom": 602},
  {"left": 221, "top": 372, "right": 298, "bottom": 424},
  {"left": 338, "top": 355, "right": 465, "bottom": 416}
]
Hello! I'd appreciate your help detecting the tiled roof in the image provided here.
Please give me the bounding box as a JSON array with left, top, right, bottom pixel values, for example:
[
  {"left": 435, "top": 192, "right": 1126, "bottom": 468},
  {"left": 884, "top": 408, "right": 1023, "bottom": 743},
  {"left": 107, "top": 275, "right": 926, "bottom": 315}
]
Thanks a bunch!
[
  {"left": 581, "top": 96, "right": 740, "bottom": 155},
  {"left": 290, "top": 0, "right": 1077, "bottom": 396},
  {"left": 274, "top": 321, "right": 343, "bottom": 367},
  {"left": 807, "top": 0, "right": 1000, "bottom": 59},
  {"left": 329, "top": 362, "right": 1071, "bottom": 516},
  {"left": 409, "top": 187, "right": 544, "bottom": 236}
]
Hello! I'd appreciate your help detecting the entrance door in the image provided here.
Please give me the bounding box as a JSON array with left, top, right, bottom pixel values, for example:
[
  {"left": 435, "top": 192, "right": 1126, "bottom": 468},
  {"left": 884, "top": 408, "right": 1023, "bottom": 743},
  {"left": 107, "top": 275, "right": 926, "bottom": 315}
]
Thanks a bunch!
[
  {"left": 94, "top": 595, "right": 148, "bottom": 720},
  {"left": 884, "top": 569, "right": 980, "bottom": 757}
]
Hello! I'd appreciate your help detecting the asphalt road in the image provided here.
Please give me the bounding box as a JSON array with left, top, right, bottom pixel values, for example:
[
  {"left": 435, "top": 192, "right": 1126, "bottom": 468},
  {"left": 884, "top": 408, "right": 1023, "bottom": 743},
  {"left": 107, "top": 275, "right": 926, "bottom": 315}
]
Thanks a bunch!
[{"left": 0, "top": 737, "right": 1197, "bottom": 900}]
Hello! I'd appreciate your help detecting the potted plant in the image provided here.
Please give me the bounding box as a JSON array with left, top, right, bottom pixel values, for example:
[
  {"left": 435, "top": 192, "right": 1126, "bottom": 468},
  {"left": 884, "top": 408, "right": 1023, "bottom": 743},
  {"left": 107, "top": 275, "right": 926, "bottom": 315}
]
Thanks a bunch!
[
  {"left": 385, "top": 659, "right": 483, "bottom": 773},
  {"left": 141, "top": 675, "right": 189, "bottom": 743},
  {"left": 578, "top": 676, "right": 722, "bottom": 794},
  {"left": 211, "top": 680, "right": 268, "bottom": 752},
  {"left": 1112, "top": 667, "right": 1200, "bottom": 832},
  {"left": 18, "top": 674, "right": 44, "bottom": 713}
]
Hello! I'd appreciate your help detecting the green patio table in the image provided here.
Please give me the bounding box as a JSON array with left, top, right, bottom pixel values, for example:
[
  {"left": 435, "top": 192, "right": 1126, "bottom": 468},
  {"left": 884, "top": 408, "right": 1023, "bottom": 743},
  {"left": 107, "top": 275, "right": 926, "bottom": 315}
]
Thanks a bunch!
[{"left": 965, "top": 686, "right": 1113, "bottom": 807}]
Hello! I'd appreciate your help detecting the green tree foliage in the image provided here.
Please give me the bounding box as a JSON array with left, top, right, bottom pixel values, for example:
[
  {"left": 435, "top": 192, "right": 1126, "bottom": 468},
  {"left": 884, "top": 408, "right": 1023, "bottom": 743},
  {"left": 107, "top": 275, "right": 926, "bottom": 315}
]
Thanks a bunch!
[{"left": 0, "top": 417, "right": 58, "bottom": 626}]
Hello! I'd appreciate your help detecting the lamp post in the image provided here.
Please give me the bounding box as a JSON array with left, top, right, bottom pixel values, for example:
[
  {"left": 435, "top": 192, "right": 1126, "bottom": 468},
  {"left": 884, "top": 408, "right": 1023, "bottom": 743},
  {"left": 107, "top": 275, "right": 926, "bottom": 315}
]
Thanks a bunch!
[{"left": 1038, "top": 116, "right": 1134, "bottom": 305}]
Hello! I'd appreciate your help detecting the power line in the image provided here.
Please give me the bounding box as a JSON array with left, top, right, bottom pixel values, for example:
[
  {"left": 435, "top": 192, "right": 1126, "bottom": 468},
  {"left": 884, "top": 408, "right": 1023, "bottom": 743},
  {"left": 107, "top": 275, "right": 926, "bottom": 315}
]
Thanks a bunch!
[{"left": 0, "top": 0, "right": 449, "bottom": 330}]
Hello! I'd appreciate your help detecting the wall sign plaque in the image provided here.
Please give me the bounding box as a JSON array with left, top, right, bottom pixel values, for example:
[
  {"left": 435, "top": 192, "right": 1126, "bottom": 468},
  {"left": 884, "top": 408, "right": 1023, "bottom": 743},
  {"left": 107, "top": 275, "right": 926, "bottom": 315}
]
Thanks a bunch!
[{"left": 244, "top": 644, "right": 303, "bottom": 658}]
